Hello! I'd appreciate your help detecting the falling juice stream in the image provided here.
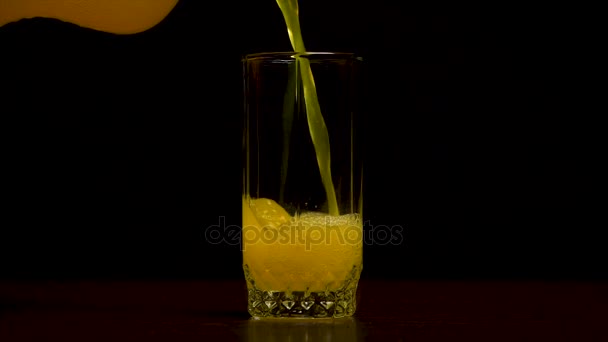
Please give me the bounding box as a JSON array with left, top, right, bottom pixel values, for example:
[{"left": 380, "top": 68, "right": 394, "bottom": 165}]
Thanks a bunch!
[{"left": 275, "top": 0, "right": 339, "bottom": 216}]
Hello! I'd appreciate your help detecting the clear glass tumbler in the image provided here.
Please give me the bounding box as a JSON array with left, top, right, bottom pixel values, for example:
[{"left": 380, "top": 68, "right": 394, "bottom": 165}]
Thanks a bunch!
[{"left": 242, "top": 52, "right": 363, "bottom": 318}]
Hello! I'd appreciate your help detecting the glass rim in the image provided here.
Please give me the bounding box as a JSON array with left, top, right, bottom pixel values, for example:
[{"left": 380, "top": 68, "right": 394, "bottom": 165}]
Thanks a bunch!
[{"left": 243, "top": 51, "right": 363, "bottom": 62}]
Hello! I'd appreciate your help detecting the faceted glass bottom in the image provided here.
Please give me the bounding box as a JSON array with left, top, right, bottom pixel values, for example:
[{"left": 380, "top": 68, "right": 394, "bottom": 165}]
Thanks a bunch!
[{"left": 244, "top": 265, "right": 361, "bottom": 318}]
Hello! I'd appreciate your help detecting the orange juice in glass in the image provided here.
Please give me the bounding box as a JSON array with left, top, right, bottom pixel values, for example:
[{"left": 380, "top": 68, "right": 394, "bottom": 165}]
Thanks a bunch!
[{"left": 242, "top": 52, "right": 363, "bottom": 318}]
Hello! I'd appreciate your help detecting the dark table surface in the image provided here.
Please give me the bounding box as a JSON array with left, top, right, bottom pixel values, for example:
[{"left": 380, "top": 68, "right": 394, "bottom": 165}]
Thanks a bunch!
[{"left": 1, "top": 279, "right": 607, "bottom": 341}]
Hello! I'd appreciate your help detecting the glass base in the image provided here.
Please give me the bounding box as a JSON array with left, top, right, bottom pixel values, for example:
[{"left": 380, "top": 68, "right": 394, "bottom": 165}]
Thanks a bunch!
[{"left": 244, "top": 265, "right": 360, "bottom": 318}]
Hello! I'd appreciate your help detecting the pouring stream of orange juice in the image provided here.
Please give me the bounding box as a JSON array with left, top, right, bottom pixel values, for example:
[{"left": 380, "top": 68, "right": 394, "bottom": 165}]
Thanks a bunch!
[{"left": 275, "top": 0, "right": 339, "bottom": 216}]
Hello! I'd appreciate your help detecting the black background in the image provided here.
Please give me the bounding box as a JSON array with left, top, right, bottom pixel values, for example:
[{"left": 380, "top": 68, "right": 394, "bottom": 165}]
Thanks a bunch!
[{"left": 0, "top": 1, "right": 598, "bottom": 281}]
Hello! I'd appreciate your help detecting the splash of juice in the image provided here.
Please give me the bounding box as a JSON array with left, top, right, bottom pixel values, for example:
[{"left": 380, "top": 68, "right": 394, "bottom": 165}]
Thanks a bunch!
[{"left": 275, "top": 0, "right": 339, "bottom": 216}]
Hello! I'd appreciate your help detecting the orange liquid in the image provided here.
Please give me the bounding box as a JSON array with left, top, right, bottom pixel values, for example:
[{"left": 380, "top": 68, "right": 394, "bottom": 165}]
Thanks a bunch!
[{"left": 243, "top": 197, "right": 362, "bottom": 292}]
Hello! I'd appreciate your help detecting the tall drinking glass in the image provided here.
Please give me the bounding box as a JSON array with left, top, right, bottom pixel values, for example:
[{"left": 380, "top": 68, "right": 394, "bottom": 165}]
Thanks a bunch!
[{"left": 242, "top": 52, "right": 363, "bottom": 318}]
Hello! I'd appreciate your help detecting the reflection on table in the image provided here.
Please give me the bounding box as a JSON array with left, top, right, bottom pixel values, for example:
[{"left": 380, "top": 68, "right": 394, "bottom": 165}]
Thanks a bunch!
[{"left": 238, "top": 317, "right": 364, "bottom": 342}]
